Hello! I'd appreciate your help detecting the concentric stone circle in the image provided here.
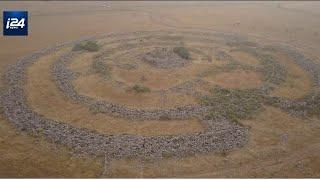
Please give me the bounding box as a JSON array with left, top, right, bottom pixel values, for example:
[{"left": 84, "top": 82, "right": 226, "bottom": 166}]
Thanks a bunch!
[
  {"left": 1, "top": 30, "right": 320, "bottom": 163},
  {"left": 50, "top": 30, "right": 288, "bottom": 120}
]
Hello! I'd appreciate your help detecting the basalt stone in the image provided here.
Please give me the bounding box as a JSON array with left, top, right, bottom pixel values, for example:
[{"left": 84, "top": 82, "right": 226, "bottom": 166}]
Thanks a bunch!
[{"left": 2, "top": 30, "right": 319, "bottom": 164}]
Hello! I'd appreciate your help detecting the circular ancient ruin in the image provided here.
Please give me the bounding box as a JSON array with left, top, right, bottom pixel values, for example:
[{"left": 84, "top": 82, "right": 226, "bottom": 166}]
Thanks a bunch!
[{"left": 1, "top": 30, "right": 320, "bottom": 164}]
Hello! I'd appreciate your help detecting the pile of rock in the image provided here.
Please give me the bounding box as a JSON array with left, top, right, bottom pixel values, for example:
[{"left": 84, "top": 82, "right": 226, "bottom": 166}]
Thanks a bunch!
[
  {"left": 143, "top": 47, "right": 190, "bottom": 69},
  {"left": 215, "top": 51, "right": 233, "bottom": 61}
]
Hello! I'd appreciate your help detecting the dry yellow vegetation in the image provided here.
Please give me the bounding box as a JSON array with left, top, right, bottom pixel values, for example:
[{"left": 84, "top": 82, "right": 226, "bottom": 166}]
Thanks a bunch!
[
  {"left": 25, "top": 51, "right": 203, "bottom": 136},
  {"left": 271, "top": 52, "right": 313, "bottom": 99},
  {"left": 1, "top": 1, "right": 320, "bottom": 178},
  {"left": 107, "top": 107, "right": 320, "bottom": 178}
]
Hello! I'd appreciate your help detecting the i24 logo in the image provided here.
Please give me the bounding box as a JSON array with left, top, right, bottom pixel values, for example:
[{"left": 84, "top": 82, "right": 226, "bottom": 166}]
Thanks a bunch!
[
  {"left": 6, "top": 18, "right": 26, "bottom": 29},
  {"left": 3, "top": 11, "right": 28, "bottom": 36}
]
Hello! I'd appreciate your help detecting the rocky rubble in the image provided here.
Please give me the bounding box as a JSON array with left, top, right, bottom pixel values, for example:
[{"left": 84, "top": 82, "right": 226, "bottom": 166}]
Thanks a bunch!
[
  {"left": 1, "top": 85, "right": 248, "bottom": 159},
  {"left": 143, "top": 47, "right": 190, "bottom": 69},
  {"left": 276, "top": 45, "right": 320, "bottom": 87},
  {"left": 52, "top": 51, "right": 209, "bottom": 120},
  {"left": 0, "top": 43, "right": 248, "bottom": 159},
  {"left": 2, "top": 30, "right": 320, "bottom": 163}
]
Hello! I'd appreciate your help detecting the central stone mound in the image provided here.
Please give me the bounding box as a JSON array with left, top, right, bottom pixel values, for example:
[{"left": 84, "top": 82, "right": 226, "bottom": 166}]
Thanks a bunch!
[
  {"left": 7, "top": 30, "right": 320, "bottom": 164},
  {"left": 143, "top": 47, "right": 190, "bottom": 69}
]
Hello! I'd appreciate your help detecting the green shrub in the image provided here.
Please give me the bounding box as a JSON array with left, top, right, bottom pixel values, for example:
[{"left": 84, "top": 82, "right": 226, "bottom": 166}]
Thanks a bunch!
[
  {"left": 72, "top": 40, "right": 100, "bottom": 52},
  {"left": 118, "top": 63, "right": 138, "bottom": 70},
  {"left": 128, "top": 84, "right": 150, "bottom": 93},
  {"left": 92, "top": 60, "right": 112, "bottom": 78},
  {"left": 162, "top": 151, "right": 174, "bottom": 158},
  {"left": 282, "top": 92, "right": 320, "bottom": 117},
  {"left": 173, "top": 46, "right": 190, "bottom": 60},
  {"left": 201, "top": 86, "right": 264, "bottom": 122},
  {"left": 159, "top": 114, "right": 171, "bottom": 121},
  {"left": 72, "top": 43, "right": 84, "bottom": 51}
]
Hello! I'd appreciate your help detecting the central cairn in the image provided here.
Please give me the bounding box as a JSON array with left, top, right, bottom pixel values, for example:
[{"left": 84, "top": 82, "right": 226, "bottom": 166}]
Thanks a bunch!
[
  {"left": 1, "top": 30, "right": 320, "bottom": 167},
  {"left": 143, "top": 47, "right": 190, "bottom": 69}
]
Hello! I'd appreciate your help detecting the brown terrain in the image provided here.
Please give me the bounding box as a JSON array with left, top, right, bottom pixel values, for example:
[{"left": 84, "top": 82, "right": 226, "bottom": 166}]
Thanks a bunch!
[{"left": 0, "top": 1, "right": 320, "bottom": 177}]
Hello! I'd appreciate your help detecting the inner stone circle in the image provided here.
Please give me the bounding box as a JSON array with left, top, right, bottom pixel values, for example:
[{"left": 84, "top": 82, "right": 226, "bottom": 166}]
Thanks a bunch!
[{"left": 1, "top": 30, "right": 320, "bottom": 165}]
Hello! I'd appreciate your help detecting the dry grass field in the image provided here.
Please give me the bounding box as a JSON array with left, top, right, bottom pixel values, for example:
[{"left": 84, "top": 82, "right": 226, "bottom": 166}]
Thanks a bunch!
[{"left": 1, "top": 1, "right": 320, "bottom": 178}]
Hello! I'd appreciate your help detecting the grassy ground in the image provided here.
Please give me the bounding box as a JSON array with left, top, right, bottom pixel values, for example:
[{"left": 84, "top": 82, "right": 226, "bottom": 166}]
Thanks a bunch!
[
  {"left": 1, "top": 1, "right": 320, "bottom": 177},
  {"left": 25, "top": 50, "right": 203, "bottom": 136},
  {"left": 0, "top": 115, "right": 103, "bottom": 178},
  {"left": 106, "top": 107, "right": 320, "bottom": 177},
  {"left": 271, "top": 52, "right": 313, "bottom": 99}
]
